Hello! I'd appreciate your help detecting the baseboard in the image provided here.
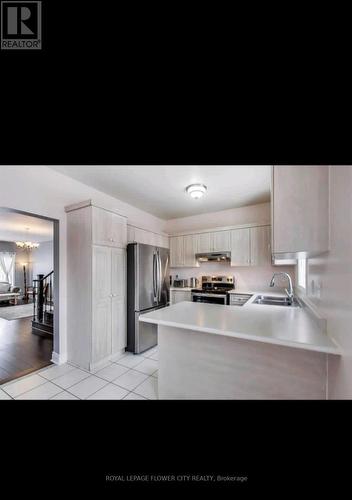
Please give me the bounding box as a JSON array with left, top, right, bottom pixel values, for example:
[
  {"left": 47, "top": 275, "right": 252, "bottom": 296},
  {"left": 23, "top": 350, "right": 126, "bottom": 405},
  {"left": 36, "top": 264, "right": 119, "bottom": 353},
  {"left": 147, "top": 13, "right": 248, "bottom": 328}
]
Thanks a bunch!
[
  {"left": 110, "top": 349, "right": 126, "bottom": 362},
  {"left": 51, "top": 351, "right": 67, "bottom": 365}
]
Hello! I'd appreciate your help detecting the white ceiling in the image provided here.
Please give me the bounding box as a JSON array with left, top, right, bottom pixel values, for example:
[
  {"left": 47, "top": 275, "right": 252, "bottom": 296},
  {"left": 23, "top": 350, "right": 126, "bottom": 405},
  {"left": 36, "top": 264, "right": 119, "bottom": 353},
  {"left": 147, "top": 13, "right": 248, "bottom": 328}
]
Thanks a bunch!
[
  {"left": 0, "top": 211, "right": 53, "bottom": 243},
  {"left": 50, "top": 166, "right": 271, "bottom": 219}
]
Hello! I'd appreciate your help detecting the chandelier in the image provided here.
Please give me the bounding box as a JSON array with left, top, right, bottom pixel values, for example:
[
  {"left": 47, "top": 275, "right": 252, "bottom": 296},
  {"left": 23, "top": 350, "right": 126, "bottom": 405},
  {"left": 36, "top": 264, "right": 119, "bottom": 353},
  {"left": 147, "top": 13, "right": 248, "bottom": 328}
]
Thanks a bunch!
[
  {"left": 16, "top": 228, "right": 40, "bottom": 250},
  {"left": 16, "top": 241, "right": 40, "bottom": 250}
]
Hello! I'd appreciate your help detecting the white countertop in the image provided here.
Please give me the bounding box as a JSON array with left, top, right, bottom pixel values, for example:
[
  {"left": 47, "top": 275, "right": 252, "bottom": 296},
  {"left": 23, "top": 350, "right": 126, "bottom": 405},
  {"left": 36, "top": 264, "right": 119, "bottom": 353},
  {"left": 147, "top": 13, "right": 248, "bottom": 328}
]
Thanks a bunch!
[
  {"left": 140, "top": 293, "right": 340, "bottom": 355},
  {"left": 170, "top": 287, "right": 194, "bottom": 291}
]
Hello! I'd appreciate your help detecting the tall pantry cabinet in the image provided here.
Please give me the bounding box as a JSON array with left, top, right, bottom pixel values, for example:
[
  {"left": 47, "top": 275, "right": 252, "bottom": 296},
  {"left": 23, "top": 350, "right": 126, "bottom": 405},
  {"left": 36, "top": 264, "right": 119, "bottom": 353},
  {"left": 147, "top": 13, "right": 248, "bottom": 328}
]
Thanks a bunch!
[{"left": 66, "top": 200, "right": 127, "bottom": 372}]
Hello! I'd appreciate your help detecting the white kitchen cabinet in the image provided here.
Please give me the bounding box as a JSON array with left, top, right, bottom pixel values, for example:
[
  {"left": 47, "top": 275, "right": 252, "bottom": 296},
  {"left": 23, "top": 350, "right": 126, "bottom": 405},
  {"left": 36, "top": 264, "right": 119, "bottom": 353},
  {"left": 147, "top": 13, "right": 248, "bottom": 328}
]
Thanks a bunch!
[
  {"left": 92, "top": 246, "right": 126, "bottom": 364},
  {"left": 212, "top": 230, "right": 231, "bottom": 252},
  {"left": 111, "top": 248, "right": 127, "bottom": 354},
  {"left": 170, "top": 289, "right": 192, "bottom": 304},
  {"left": 66, "top": 201, "right": 127, "bottom": 372},
  {"left": 250, "top": 225, "right": 271, "bottom": 266},
  {"left": 183, "top": 235, "right": 199, "bottom": 267},
  {"left": 92, "top": 245, "right": 112, "bottom": 364},
  {"left": 272, "top": 166, "right": 329, "bottom": 257},
  {"left": 92, "top": 206, "right": 127, "bottom": 248},
  {"left": 197, "top": 232, "right": 212, "bottom": 253},
  {"left": 170, "top": 236, "right": 184, "bottom": 267},
  {"left": 128, "top": 225, "right": 169, "bottom": 248},
  {"left": 230, "top": 228, "right": 250, "bottom": 266}
]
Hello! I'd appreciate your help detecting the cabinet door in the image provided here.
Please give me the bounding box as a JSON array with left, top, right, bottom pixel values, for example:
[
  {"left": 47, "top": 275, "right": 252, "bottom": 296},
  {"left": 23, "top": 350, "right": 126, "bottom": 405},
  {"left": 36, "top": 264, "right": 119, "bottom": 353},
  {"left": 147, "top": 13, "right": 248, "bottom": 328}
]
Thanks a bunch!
[
  {"left": 212, "top": 230, "right": 231, "bottom": 252},
  {"left": 250, "top": 226, "right": 271, "bottom": 266},
  {"left": 111, "top": 248, "right": 127, "bottom": 352},
  {"left": 173, "top": 291, "right": 192, "bottom": 304},
  {"left": 92, "top": 207, "right": 114, "bottom": 247},
  {"left": 92, "top": 246, "right": 112, "bottom": 363},
  {"left": 161, "top": 235, "right": 170, "bottom": 249},
  {"left": 272, "top": 166, "right": 329, "bottom": 255},
  {"left": 170, "top": 236, "right": 184, "bottom": 267},
  {"left": 197, "top": 233, "right": 212, "bottom": 253},
  {"left": 111, "top": 212, "right": 127, "bottom": 248},
  {"left": 92, "top": 207, "right": 127, "bottom": 248},
  {"left": 183, "top": 235, "right": 199, "bottom": 267},
  {"left": 112, "top": 296, "right": 126, "bottom": 352},
  {"left": 230, "top": 228, "right": 250, "bottom": 266}
]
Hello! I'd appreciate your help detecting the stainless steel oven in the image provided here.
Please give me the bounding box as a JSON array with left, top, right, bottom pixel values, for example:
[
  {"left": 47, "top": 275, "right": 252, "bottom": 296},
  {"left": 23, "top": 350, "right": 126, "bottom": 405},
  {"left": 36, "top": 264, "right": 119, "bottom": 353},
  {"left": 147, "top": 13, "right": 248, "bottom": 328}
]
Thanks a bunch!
[
  {"left": 191, "top": 292, "right": 228, "bottom": 305},
  {"left": 191, "top": 275, "right": 234, "bottom": 305}
]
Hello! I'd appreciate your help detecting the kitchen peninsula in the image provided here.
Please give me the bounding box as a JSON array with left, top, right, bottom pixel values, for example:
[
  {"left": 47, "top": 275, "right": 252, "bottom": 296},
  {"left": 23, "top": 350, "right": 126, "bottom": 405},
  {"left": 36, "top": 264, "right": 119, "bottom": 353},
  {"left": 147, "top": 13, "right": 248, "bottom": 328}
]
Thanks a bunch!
[{"left": 140, "top": 297, "right": 340, "bottom": 399}]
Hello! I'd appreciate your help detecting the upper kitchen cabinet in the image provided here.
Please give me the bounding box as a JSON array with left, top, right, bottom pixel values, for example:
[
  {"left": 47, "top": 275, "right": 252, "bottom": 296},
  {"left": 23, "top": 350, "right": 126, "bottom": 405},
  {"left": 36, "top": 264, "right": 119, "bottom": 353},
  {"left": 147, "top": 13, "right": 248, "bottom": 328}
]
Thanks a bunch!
[
  {"left": 170, "top": 234, "right": 200, "bottom": 267},
  {"left": 272, "top": 166, "right": 329, "bottom": 257},
  {"left": 197, "top": 232, "right": 212, "bottom": 253},
  {"left": 92, "top": 206, "right": 127, "bottom": 248},
  {"left": 128, "top": 225, "right": 169, "bottom": 248},
  {"left": 212, "top": 230, "right": 231, "bottom": 252},
  {"left": 170, "top": 235, "right": 184, "bottom": 267},
  {"left": 230, "top": 228, "right": 250, "bottom": 266},
  {"left": 250, "top": 226, "right": 271, "bottom": 266},
  {"left": 196, "top": 230, "right": 231, "bottom": 253},
  {"left": 183, "top": 234, "right": 199, "bottom": 267}
]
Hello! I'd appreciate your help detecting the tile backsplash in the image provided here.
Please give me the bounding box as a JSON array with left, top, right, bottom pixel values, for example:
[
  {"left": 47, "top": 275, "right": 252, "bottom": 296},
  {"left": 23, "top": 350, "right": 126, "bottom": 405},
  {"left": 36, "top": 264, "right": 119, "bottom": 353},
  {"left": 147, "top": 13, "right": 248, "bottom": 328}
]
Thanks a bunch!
[{"left": 170, "top": 262, "right": 296, "bottom": 291}]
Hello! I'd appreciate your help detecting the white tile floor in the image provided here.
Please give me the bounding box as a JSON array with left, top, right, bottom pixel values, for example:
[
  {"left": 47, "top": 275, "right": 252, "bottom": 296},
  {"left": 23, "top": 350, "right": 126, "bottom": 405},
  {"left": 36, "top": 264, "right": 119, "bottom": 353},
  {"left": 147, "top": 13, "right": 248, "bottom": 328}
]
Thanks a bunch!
[{"left": 0, "top": 346, "right": 159, "bottom": 400}]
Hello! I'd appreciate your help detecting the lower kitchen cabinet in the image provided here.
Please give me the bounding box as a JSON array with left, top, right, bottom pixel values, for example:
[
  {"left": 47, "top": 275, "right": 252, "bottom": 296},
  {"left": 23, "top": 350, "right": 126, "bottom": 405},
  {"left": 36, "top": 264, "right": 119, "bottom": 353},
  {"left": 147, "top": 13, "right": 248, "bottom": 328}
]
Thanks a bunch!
[
  {"left": 170, "top": 290, "right": 192, "bottom": 304},
  {"left": 91, "top": 246, "right": 127, "bottom": 368},
  {"left": 111, "top": 248, "right": 127, "bottom": 354}
]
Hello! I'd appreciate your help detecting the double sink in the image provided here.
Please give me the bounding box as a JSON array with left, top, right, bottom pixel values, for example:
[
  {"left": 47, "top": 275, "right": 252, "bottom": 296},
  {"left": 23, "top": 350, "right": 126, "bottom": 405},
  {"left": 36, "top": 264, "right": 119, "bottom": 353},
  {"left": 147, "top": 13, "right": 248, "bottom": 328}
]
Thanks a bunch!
[{"left": 253, "top": 295, "right": 301, "bottom": 308}]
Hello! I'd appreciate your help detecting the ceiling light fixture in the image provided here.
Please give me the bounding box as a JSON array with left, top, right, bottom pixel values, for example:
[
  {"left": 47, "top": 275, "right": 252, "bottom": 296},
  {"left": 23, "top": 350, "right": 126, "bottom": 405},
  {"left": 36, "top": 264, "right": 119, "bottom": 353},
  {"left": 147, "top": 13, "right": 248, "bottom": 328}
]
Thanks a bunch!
[
  {"left": 185, "top": 184, "right": 207, "bottom": 199},
  {"left": 15, "top": 228, "right": 40, "bottom": 250}
]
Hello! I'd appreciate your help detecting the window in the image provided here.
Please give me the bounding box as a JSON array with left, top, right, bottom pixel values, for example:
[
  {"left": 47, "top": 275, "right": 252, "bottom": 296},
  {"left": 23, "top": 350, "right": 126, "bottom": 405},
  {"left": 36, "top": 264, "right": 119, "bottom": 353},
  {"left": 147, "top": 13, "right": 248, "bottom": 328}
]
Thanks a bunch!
[
  {"left": 0, "top": 252, "right": 16, "bottom": 285},
  {"left": 297, "top": 258, "right": 307, "bottom": 289}
]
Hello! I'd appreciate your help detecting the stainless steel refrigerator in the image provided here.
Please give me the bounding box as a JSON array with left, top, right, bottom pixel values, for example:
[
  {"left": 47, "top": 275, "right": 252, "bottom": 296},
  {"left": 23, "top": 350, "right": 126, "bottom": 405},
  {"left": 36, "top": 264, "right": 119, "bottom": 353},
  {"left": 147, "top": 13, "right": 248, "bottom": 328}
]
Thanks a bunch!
[{"left": 127, "top": 242, "right": 169, "bottom": 354}]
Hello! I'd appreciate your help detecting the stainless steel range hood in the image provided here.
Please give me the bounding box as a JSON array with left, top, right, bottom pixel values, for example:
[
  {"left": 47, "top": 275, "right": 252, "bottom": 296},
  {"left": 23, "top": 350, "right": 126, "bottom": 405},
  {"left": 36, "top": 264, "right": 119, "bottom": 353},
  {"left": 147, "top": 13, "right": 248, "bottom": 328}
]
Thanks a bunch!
[{"left": 195, "top": 252, "right": 231, "bottom": 262}]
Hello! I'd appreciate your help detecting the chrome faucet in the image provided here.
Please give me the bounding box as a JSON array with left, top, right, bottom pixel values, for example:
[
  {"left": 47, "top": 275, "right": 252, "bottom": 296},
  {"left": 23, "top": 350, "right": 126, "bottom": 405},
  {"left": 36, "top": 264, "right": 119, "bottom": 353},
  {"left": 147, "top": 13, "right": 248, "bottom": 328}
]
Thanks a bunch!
[{"left": 270, "top": 272, "right": 294, "bottom": 303}]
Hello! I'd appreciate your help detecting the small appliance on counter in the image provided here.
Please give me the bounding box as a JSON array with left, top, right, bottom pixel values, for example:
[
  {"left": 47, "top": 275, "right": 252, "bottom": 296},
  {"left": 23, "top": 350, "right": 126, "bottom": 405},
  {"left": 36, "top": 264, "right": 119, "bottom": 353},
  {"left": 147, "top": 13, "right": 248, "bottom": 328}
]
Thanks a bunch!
[
  {"left": 173, "top": 278, "right": 188, "bottom": 288},
  {"left": 191, "top": 276, "right": 234, "bottom": 305},
  {"left": 189, "top": 277, "right": 199, "bottom": 288}
]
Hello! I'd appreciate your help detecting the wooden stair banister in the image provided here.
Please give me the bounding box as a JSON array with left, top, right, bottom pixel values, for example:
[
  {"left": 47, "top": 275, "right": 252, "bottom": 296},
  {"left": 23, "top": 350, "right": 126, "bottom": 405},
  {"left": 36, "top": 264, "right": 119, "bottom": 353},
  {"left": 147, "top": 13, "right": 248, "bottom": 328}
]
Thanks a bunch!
[{"left": 32, "top": 270, "right": 54, "bottom": 337}]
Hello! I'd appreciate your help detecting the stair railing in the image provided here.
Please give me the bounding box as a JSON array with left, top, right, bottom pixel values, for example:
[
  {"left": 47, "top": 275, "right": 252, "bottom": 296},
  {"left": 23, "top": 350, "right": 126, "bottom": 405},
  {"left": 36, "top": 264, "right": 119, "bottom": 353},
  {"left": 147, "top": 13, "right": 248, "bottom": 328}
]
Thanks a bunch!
[{"left": 33, "top": 271, "right": 54, "bottom": 323}]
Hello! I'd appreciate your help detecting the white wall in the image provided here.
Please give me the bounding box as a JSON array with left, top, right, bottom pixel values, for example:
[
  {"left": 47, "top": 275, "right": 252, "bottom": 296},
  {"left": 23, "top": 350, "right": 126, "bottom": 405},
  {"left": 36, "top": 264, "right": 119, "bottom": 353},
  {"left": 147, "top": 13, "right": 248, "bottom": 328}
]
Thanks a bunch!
[
  {"left": 304, "top": 166, "right": 352, "bottom": 399},
  {"left": 30, "top": 240, "right": 53, "bottom": 278},
  {"left": 0, "top": 166, "right": 167, "bottom": 362},
  {"left": 171, "top": 262, "right": 295, "bottom": 291},
  {"left": 165, "top": 202, "right": 270, "bottom": 234}
]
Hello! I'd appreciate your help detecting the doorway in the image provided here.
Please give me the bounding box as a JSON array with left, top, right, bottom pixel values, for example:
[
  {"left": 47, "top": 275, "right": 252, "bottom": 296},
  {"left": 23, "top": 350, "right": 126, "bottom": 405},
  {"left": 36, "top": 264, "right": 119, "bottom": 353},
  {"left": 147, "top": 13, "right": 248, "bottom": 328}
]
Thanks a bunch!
[{"left": 0, "top": 208, "right": 59, "bottom": 384}]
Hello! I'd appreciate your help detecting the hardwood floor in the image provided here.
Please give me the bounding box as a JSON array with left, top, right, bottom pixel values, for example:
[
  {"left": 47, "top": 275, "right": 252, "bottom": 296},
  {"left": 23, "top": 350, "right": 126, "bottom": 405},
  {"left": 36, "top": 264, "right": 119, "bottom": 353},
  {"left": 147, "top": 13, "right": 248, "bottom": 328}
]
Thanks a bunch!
[{"left": 0, "top": 316, "right": 53, "bottom": 384}]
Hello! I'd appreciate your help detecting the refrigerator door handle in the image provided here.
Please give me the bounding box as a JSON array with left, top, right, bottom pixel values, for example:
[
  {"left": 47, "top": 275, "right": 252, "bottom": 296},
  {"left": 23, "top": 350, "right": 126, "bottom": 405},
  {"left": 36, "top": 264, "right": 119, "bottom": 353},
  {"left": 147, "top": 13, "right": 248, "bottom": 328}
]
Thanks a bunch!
[
  {"left": 153, "top": 251, "right": 158, "bottom": 302},
  {"left": 157, "top": 250, "right": 162, "bottom": 303}
]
